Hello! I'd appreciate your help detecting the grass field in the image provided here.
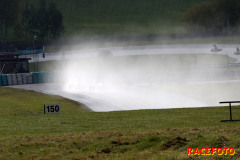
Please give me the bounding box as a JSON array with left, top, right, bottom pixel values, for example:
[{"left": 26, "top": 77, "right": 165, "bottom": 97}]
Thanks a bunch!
[{"left": 0, "top": 87, "right": 240, "bottom": 159}]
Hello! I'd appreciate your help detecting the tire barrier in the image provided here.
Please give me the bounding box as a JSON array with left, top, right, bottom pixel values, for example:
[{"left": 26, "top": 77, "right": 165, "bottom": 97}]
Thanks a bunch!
[
  {"left": 32, "top": 72, "right": 53, "bottom": 83},
  {"left": 0, "top": 74, "right": 8, "bottom": 86},
  {"left": 7, "top": 74, "right": 23, "bottom": 85},
  {"left": 12, "top": 74, "right": 18, "bottom": 85},
  {"left": 0, "top": 72, "right": 55, "bottom": 87},
  {"left": 32, "top": 72, "right": 40, "bottom": 84},
  {"left": 21, "top": 73, "right": 28, "bottom": 84},
  {"left": 17, "top": 74, "right": 23, "bottom": 85},
  {"left": 27, "top": 73, "right": 33, "bottom": 84},
  {"left": 7, "top": 74, "right": 14, "bottom": 85}
]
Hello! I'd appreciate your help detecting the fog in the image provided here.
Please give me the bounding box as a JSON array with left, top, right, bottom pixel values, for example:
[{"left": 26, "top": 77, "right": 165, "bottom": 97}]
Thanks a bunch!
[{"left": 55, "top": 43, "right": 240, "bottom": 111}]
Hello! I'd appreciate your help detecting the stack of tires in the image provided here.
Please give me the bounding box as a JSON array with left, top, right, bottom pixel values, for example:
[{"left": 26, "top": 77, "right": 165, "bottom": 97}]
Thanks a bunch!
[
  {"left": 33, "top": 72, "right": 45, "bottom": 83},
  {"left": 0, "top": 74, "right": 8, "bottom": 86},
  {"left": 27, "top": 73, "right": 33, "bottom": 84},
  {"left": 7, "top": 74, "right": 17, "bottom": 85},
  {"left": 32, "top": 72, "right": 55, "bottom": 84},
  {"left": 7, "top": 73, "right": 33, "bottom": 85},
  {"left": 0, "top": 72, "right": 54, "bottom": 87}
]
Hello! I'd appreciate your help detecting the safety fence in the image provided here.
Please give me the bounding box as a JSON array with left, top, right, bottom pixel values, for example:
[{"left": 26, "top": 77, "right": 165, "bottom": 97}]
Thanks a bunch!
[{"left": 0, "top": 72, "right": 55, "bottom": 86}]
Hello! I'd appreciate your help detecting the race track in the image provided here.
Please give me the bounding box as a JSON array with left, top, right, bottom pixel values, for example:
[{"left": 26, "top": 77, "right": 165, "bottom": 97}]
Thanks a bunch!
[
  {"left": 10, "top": 83, "right": 210, "bottom": 112},
  {"left": 14, "top": 44, "right": 240, "bottom": 112},
  {"left": 22, "top": 44, "right": 240, "bottom": 62}
]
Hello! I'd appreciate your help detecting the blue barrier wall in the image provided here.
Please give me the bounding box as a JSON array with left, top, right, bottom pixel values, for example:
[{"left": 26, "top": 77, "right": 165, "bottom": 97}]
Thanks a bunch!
[
  {"left": 0, "top": 74, "right": 8, "bottom": 86},
  {"left": 32, "top": 72, "right": 54, "bottom": 84},
  {"left": 0, "top": 72, "right": 55, "bottom": 87}
]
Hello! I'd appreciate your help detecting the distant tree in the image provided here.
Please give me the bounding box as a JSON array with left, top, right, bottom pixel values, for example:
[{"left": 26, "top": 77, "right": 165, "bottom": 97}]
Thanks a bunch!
[
  {"left": 14, "top": 22, "right": 24, "bottom": 41},
  {"left": 182, "top": 0, "right": 240, "bottom": 34},
  {"left": 214, "top": 0, "right": 240, "bottom": 33},
  {"left": 0, "top": 0, "right": 21, "bottom": 43},
  {"left": 37, "top": 0, "right": 49, "bottom": 40},
  {"left": 22, "top": 0, "right": 47, "bottom": 40},
  {"left": 22, "top": 3, "right": 37, "bottom": 40},
  {"left": 21, "top": 0, "right": 64, "bottom": 41},
  {"left": 21, "top": 0, "right": 29, "bottom": 40},
  {"left": 182, "top": 2, "right": 217, "bottom": 33},
  {"left": 47, "top": 2, "right": 64, "bottom": 39},
  {"left": 26, "top": 5, "right": 39, "bottom": 36}
]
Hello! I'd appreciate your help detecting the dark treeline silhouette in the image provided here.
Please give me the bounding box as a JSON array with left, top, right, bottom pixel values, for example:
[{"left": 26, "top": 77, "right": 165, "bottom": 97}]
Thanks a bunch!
[
  {"left": 0, "top": 0, "right": 64, "bottom": 46},
  {"left": 21, "top": 0, "right": 64, "bottom": 41},
  {"left": 0, "top": 0, "right": 21, "bottom": 47},
  {"left": 181, "top": 0, "right": 240, "bottom": 34}
]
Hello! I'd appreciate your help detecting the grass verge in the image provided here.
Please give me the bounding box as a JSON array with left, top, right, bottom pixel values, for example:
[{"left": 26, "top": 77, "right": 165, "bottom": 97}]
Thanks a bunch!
[{"left": 0, "top": 87, "right": 240, "bottom": 159}]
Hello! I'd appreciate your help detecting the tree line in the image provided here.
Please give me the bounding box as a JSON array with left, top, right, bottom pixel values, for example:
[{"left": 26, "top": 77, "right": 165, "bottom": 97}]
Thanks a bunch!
[
  {"left": 181, "top": 0, "right": 240, "bottom": 34},
  {"left": 0, "top": 0, "right": 64, "bottom": 44}
]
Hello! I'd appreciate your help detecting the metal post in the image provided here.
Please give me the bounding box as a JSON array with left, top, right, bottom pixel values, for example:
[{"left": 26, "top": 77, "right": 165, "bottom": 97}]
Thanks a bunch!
[
  {"left": 219, "top": 101, "right": 240, "bottom": 121},
  {"left": 229, "top": 103, "right": 232, "bottom": 121}
]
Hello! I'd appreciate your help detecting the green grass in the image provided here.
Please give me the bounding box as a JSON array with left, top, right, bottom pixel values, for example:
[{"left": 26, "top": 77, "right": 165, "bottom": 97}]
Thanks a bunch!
[{"left": 0, "top": 87, "right": 240, "bottom": 159}]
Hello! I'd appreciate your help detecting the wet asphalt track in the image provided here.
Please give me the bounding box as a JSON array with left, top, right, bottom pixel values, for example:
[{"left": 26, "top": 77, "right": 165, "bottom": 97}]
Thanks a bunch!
[{"left": 13, "top": 44, "right": 240, "bottom": 112}]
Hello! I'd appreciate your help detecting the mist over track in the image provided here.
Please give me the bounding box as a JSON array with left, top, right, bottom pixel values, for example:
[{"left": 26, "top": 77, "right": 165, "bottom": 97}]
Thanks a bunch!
[
  {"left": 15, "top": 44, "right": 240, "bottom": 112},
  {"left": 23, "top": 44, "right": 240, "bottom": 63}
]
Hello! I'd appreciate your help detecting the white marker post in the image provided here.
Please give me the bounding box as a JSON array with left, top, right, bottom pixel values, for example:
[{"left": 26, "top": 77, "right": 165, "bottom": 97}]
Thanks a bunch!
[{"left": 44, "top": 104, "right": 61, "bottom": 114}]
